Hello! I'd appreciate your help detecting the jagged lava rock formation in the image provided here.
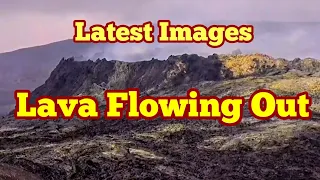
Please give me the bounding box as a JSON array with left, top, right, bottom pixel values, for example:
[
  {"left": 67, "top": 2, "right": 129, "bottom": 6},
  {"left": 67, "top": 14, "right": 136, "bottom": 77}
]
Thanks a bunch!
[{"left": 30, "top": 53, "right": 320, "bottom": 99}]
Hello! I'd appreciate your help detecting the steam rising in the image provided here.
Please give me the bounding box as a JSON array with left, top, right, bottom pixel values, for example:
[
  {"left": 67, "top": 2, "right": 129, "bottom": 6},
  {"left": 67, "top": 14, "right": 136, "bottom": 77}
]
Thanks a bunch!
[{"left": 81, "top": 22, "right": 320, "bottom": 61}]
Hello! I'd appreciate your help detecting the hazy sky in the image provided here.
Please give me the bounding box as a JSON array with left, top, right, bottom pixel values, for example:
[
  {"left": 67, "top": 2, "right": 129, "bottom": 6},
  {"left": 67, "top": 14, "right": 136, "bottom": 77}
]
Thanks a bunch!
[{"left": 1, "top": 0, "right": 319, "bottom": 53}]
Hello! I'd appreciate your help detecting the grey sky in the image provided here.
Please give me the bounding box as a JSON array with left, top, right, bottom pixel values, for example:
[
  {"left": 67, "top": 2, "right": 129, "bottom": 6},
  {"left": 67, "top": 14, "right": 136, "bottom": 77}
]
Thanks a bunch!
[{"left": 1, "top": 0, "right": 319, "bottom": 53}]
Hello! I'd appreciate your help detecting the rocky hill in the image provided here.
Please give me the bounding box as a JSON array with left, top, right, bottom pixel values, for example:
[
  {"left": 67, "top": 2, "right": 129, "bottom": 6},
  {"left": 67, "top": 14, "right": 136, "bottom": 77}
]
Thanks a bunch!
[{"left": 1, "top": 53, "right": 320, "bottom": 180}]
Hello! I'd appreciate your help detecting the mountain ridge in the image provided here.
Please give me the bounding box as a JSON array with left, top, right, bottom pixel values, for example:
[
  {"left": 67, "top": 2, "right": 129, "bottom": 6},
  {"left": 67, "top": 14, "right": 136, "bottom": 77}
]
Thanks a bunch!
[
  {"left": 29, "top": 53, "right": 320, "bottom": 99},
  {"left": 6, "top": 52, "right": 320, "bottom": 118}
]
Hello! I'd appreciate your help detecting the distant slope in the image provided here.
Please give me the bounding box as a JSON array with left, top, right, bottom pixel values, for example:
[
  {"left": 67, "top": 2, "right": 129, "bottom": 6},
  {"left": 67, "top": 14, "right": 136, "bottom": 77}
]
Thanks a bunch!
[
  {"left": 0, "top": 40, "right": 91, "bottom": 89},
  {"left": 0, "top": 40, "right": 93, "bottom": 115}
]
